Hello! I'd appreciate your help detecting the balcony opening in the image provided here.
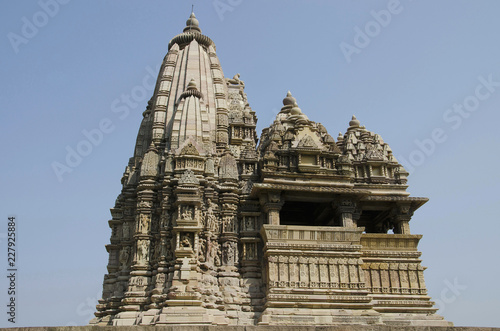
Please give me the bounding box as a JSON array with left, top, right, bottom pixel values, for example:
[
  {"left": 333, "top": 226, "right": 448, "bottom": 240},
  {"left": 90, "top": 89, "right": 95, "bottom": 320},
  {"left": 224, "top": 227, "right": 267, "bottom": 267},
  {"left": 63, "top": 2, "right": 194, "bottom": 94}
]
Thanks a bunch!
[{"left": 279, "top": 201, "right": 337, "bottom": 226}]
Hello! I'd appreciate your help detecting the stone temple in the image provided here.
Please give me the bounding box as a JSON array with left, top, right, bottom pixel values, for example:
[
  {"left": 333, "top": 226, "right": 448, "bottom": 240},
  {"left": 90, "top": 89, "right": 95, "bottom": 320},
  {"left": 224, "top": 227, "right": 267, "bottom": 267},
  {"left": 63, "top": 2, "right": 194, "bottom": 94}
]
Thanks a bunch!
[{"left": 91, "top": 13, "right": 451, "bottom": 327}]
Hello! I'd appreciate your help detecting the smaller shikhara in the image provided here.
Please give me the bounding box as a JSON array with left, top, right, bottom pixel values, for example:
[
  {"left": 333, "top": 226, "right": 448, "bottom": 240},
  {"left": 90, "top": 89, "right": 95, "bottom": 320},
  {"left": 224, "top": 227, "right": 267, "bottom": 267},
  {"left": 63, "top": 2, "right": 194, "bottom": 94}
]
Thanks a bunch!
[{"left": 91, "top": 13, "right": 451, "bottom": 326}]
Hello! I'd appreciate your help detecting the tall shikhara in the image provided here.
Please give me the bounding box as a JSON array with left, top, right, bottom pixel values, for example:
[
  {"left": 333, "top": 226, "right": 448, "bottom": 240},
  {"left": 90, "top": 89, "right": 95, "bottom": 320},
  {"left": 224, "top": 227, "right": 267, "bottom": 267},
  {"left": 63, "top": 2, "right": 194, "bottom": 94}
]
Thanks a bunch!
[{"left": 91, "top": 13, "right": 451, "bottom": 326}]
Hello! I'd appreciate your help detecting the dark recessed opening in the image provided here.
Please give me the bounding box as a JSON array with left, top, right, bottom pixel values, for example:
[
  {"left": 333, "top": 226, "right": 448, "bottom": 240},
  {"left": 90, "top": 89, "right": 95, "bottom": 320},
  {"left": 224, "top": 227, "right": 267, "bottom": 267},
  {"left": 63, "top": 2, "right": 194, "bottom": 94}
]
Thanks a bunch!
[
  {"left": 280, "top": 201, "right": 337, "bottom": 226},
  {"left": 358, "top": 210, "right": 391, "bottom": 233}
]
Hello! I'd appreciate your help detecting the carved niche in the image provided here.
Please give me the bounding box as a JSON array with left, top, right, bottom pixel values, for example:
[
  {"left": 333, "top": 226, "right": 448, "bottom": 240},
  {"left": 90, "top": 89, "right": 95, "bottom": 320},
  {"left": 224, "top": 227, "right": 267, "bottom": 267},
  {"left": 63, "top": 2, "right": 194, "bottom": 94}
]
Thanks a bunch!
[{"left": 219, "top": 151, "right": 238, "bottom": 181}]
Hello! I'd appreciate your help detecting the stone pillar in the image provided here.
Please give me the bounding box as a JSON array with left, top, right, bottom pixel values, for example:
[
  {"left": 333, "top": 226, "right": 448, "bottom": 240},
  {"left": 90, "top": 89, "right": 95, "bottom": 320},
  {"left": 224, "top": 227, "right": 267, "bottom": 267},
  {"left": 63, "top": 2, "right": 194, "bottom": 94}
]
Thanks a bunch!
[
  {"left": 391, "top": 203, "right": 413, "bottom": 234},
  {"left": 260, "top": 191, "right": 283, "bottom": 225},
  {"left": 333, "top": 198, "right": 358, "bottom": 228}
]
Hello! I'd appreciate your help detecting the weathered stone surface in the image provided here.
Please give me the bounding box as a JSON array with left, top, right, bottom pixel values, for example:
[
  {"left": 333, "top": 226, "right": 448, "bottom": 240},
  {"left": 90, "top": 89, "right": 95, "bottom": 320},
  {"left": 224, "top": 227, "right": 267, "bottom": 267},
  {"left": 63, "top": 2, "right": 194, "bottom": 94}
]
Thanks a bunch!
[
  {"left": 91, "top": 12, "right": 451, "bottom": 327},
  {"left": 3, "top": 327, "right": 500, "bottom": 331}
]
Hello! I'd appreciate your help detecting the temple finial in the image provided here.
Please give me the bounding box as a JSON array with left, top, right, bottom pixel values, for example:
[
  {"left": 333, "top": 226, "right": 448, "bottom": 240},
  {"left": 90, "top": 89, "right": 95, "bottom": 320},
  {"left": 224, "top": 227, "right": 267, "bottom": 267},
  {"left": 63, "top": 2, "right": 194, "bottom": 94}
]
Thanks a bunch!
[
  {"left": 184, "top": 8, "right": 201, "bottom": 33},
  {"left": 348, "top": 115, "right": 361, "bottom": 131},
  {"left": 282, "top": 90, "right": 296, "bottom": 106}
]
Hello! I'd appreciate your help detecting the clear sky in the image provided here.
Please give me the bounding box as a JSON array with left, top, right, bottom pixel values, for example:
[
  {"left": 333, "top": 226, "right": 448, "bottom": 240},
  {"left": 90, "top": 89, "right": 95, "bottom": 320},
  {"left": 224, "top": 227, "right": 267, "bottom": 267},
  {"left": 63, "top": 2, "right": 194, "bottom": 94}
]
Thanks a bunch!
[{"left": 1, "top": 0, "right": 499, "bottom": 327}]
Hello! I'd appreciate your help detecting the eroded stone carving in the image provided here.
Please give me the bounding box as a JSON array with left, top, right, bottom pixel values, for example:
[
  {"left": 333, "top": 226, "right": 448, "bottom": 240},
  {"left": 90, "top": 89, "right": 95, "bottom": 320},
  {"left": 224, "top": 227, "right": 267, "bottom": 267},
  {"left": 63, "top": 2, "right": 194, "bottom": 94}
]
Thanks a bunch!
[
  {"left": 119, "top": 246, "right": 130, "bottom": 270},
  {"left": 179, "top": 169, "right": 199, "bottom": 185},
  {"left": 137, "top": 240, "right": 149, "bottom": 265}
]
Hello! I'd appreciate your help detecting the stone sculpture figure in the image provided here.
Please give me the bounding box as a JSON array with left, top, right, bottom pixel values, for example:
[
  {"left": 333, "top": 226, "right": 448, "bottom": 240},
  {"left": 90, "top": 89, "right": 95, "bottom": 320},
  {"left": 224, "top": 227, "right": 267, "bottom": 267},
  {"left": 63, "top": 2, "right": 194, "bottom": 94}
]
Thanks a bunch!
[
  {"left": 181, "top": 206, "right": 193, "bottom": 221},
  {"left": 198, "top": 238, "right": 206, "bottom": 262},
  {"left": 204, "top": 199, "right": 218, "bottom": 232},
  {"left": 139, "top": 214, "right": 150, "bottom": 233},
  {"left": 119, "top": 247, "right": 129, "bottom": 270},
  {"left": 160, "top": 213, "right": 170, "bottom": 228},
  {"left": 137, "top": 240, "right": 149, "bottom": 264},
  {"left": 180, "top": 234, "right": 192, "bottom": 248},
  {"left": 228, "top": 73, "right": 245, "bottom": 86},
  {"left": 122, "top": 223, "right": 130, "bottom": 239}
]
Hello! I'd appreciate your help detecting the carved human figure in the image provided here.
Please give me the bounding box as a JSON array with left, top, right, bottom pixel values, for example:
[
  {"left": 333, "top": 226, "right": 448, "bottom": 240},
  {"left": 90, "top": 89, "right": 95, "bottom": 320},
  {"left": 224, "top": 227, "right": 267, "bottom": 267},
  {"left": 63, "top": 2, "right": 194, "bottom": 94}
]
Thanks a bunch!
[
  {"left": 152, "top": 241, "right": 160, "bottom": 262},
  {"left": 181, "top": 206, "right": 193, "bottom": 221},
  {"left": 227, "top": 242, "right": 234, "bottom": 265},
  {"left": 160, "top": 237, "right": 167, "bottom": 257},
  {"left": 205, "top": 199, "right": 218, "bottom": 232},
  {"left": 245, "top": 217, "right": 254, "bottom": 231},
  {"left": 198, "top": 238, "right": 206, "bottom": 262},
  {"left": 138, "top": 240, "right": 149, "bottom": 263},
  {"left": 223, "top": 241, "right": 237, "bottom": 266},
  {"left": 180, "top": 234, "right": 192, "bottom": 248},
  {"left": 222, "top": 216, "right": 236, "bottom": 233},
  {"left": 206, "top": 238, "right": 214, "bottom": 264},
  {"left": 160, "top": 213, "right": 170, "bottom": 228},
  {"left": 139, "top": 214, "right": 150, "bottom": 233},
  {"left": 246, "top": 163, "right": 254, "bottom": 174},
  {"left": 119, "top": 246, "right": 130, "bottom": 270},
  {"left": 200, "top": 210, "right": 206, "bottom": 228},
  {"left": 246, "top": 242, "right": 256, "bottom": 260},
  {"left": 122, "top": 222, "right": 130, "bottom": 239},
  {"left": 213, "top": 241, "right": 221, "bottom": 266}
]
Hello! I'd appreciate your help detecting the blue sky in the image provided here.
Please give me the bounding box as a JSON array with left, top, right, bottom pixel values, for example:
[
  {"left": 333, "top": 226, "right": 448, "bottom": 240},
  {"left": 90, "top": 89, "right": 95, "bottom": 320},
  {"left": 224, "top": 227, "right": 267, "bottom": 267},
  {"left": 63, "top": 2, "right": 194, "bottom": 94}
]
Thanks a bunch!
[{"left": 1, "top": 0, "right": 499, "bottom": 327}]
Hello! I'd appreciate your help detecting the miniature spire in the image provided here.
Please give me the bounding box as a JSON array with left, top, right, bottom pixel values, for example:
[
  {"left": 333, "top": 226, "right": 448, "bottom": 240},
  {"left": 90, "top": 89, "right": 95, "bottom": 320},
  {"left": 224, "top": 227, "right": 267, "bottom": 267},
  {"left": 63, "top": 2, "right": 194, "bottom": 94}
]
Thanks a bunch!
[
  {"left": 180, "top": 78, "right": 203, "bottom": 99},
  {"left": 146, "top": 141, "right": 157, "bottom": 152},
  {"left": 187, "top": 78, "right": 197, "bottom": 90}
]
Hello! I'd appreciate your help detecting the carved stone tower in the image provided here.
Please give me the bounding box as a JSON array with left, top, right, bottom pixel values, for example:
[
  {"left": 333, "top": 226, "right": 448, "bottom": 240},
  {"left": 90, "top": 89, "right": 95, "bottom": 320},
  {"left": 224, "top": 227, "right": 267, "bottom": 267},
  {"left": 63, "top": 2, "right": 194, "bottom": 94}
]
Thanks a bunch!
[{"left": 91, "top": 13, "right": 451, "bottom": 327}]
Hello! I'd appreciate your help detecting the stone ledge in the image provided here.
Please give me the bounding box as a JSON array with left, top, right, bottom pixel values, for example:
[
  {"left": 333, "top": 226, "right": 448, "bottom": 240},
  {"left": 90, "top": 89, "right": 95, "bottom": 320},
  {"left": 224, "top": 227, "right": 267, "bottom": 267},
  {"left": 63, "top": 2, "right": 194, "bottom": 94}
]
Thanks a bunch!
[{"left": 1, "top": 326, "right": 499, "bottom": 331}]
